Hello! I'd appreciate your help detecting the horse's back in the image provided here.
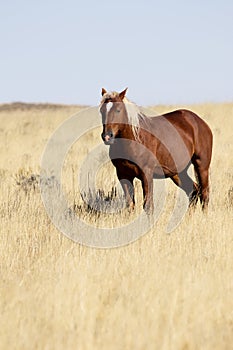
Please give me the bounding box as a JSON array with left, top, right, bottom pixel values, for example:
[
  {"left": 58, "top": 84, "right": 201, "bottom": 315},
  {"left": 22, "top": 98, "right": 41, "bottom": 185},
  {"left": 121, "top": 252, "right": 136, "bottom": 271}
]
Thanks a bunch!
[
  {"left": 161, "top": 108, "right": 213, "bottom": 161},
  {"left": 158, "top": 109, "right": 212, "bottom": 144},
  {"left": 162, "top": 109, "right": 209, "bottom": 131}
]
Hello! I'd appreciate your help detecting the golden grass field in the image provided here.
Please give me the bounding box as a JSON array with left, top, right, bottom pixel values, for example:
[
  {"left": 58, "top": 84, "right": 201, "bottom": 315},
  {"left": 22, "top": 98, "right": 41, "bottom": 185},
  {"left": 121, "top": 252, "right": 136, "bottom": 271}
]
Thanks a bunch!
[{"left": 0, "top": 101, "right": 233, "bottom": 349}]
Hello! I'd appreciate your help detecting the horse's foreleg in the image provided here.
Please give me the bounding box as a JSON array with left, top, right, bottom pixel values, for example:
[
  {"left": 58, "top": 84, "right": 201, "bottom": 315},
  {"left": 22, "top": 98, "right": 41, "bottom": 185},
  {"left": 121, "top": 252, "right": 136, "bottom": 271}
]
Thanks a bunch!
[{"left": 118, "top": 177, "right": 135, "bottom": 210}]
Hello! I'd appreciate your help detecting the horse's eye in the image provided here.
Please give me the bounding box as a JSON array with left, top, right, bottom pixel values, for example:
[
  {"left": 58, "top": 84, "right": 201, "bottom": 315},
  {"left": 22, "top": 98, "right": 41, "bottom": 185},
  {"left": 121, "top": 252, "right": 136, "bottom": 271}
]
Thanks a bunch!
[{"left": 116, "top": 109, "right": 121, "bottom": 113}]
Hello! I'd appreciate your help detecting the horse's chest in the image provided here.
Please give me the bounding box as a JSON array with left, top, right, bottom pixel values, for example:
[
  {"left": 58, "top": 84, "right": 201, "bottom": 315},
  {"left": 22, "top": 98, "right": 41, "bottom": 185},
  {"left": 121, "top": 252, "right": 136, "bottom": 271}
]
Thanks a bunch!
[{"left": 111, "top": 158, "right": 140, "bottom": 176}]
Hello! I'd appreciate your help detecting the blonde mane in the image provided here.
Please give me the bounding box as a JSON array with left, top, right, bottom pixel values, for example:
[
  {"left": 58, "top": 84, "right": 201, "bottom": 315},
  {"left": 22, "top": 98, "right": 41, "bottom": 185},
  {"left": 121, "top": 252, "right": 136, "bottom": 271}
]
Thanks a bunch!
[{"left": 123, "top": 97, "right": 145, "bottom": 141}]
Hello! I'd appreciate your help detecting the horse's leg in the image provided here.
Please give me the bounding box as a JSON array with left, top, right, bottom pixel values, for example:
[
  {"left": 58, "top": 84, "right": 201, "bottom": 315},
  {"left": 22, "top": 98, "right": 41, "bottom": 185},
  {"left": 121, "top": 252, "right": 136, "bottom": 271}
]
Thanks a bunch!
[
  {"left": 189, "top": 180, "right": 199, "bottom": 207},
  {"left": 171, "top": 171, "right": 199, "bottom": 207},
  {"left": 192, "top": 161, "right": 210, "bottom": 210},
  {"left": 141, "top": 172, "right": 154, "bottom": 214},
  {"left": 180, "top": 170, "right": 199, "bottom": 207},
  {"left": 191, "top": 125, "right": 212, "bottom": 210},
  {"left": 117, "top": 172, "right": 135, "bottom": 210},
  {"left": 199, "top": 169, "right": 210, "bottom": 210},
  {"left": 170, "top": 174, "right": 181, "bottom": 187}
]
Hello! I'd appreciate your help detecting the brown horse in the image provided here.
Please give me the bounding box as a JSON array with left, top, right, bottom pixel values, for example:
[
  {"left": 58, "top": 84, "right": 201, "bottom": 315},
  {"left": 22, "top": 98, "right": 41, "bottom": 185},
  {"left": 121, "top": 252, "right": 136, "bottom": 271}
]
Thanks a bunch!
[{"left": 100, "top": 88, "right": 213, "bottom": 213}]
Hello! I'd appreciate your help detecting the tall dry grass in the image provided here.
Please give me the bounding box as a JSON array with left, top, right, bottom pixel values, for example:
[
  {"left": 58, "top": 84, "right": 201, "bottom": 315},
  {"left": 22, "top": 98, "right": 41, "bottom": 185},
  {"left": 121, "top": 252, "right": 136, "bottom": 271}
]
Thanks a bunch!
[{"left": 0, "top": 102, "right": 232, "bottom": 349}]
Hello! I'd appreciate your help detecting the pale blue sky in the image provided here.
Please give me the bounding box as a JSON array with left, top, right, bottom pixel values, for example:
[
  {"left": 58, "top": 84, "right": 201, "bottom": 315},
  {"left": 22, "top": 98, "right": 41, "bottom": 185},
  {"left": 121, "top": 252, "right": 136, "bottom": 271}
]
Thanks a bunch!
[{"left": 1, "top": 0, "right": 232, "bottom": 105}]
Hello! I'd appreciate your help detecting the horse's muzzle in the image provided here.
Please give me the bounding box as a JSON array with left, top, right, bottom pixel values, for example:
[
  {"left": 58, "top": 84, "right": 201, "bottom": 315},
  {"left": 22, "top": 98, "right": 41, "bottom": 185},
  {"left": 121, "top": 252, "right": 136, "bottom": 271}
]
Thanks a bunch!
[{"left": 101, "top": 131, "right": 115, "bottom": 145}]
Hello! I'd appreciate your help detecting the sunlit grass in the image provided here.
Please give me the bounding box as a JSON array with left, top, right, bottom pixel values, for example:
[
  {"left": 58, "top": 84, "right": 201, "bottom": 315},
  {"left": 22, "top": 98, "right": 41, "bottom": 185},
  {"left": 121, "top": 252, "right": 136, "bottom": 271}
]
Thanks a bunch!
[{"left": 0, "top": 102, "right": 232, "bottom": 349}]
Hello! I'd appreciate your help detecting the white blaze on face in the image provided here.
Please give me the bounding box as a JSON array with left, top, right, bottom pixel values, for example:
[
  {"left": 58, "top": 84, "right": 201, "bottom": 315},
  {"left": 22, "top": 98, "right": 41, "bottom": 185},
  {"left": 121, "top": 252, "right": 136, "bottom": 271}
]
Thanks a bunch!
[{"left": 106, "top": 102, "right": 113, "bottom": 115}]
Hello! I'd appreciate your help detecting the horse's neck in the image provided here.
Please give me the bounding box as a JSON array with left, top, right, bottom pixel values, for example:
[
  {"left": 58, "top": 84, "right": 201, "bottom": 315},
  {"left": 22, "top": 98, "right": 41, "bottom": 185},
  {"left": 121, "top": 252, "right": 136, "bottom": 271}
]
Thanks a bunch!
[{"left": 136, "top": 114, "right": 151, "bottom": 136}]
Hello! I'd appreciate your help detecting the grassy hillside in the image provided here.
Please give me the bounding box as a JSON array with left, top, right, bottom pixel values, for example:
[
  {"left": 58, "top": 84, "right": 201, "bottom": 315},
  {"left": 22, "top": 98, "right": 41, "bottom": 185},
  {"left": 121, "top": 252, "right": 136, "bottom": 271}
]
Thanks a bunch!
[{"left": 0, "top": 102, "right": 232, "bottom": 349}]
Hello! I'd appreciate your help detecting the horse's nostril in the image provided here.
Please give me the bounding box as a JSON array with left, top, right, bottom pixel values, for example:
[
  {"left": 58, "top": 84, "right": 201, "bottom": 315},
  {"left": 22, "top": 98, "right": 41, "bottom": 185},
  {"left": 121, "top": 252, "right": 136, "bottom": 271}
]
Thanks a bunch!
[
  {"left": 102, "top": 131, "right": 114, "bottom": 143},
  {"left": 105, "top": 131, "right": 113, "bottom": 138},
  {"left": 106, "top": 132, "right": 112, "bottom": 139}
]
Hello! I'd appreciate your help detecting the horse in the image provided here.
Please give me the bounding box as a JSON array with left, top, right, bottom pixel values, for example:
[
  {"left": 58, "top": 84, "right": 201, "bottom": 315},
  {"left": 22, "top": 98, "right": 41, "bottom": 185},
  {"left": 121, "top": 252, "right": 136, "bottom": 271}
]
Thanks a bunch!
[{"left": 99, "top": 88, "right": 213, "bottom": 213}]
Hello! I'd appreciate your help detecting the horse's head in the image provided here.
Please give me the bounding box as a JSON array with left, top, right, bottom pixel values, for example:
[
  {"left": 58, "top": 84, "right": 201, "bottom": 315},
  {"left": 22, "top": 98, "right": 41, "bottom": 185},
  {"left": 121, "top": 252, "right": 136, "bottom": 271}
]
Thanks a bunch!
[{"left": 100, "top": 88, "right": 128, "bottom": 145}]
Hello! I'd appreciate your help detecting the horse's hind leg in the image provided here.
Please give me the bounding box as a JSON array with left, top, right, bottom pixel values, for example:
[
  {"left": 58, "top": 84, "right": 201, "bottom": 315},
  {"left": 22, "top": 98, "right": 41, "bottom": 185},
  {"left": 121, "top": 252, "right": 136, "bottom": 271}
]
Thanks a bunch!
[
  {"left": 191, "top": 125, "right": 212, "bottom": 210},
  {"left": 189, "top": 180, "right": 199, "bottom": 207},
  {"left": 171, "top": 171, "right": 199, "bottom": 207},
  {"left": 199, "top": 169, "right": 210, "bottom": 210},
  {"left": 193, "top": 160, "right": 210, "bottom": 210}
]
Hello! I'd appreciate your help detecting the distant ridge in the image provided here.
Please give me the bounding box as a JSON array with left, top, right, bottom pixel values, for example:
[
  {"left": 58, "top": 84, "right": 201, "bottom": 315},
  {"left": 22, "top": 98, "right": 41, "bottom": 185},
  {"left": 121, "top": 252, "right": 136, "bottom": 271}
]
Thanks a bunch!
[{"left": 0, "top": 102, "right": 88, "bottom": 112}]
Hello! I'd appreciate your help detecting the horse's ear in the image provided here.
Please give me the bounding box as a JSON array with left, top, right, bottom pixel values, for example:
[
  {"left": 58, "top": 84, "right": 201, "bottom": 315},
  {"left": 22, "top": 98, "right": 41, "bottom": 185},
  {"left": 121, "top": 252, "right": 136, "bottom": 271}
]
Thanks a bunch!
[
  {"left": 119, "top": 88, "right": 128, "bottom": 100},
  {"left": 101, "top": 88, "right": 107, "bottom": 96}
]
